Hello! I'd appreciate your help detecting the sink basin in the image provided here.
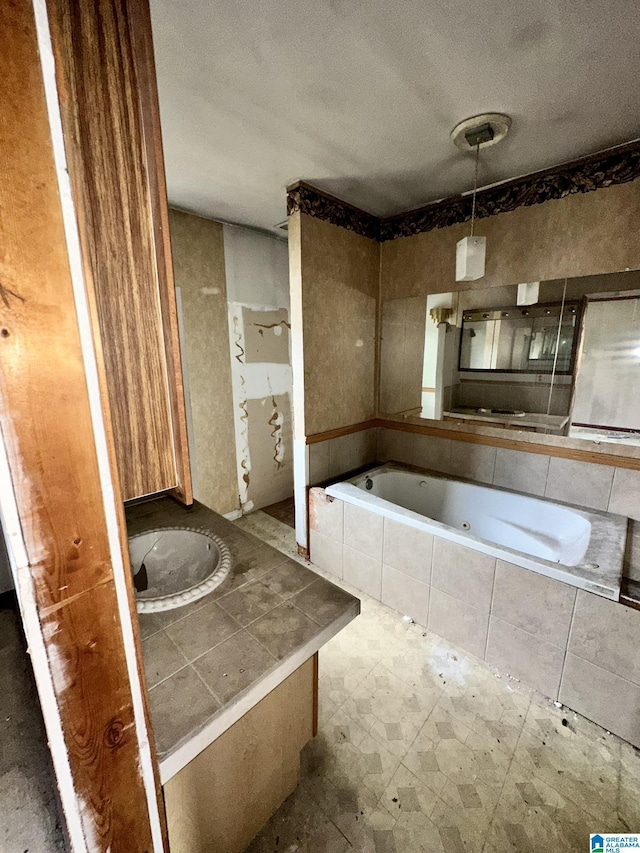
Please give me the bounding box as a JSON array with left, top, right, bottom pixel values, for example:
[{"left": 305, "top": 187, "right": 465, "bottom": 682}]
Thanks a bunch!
[
  {"left": 477, "top": 407, "right": 526, "bottom": 417},
  {"left": 128, "top": 527, "right": 232, "bottom": 613}
]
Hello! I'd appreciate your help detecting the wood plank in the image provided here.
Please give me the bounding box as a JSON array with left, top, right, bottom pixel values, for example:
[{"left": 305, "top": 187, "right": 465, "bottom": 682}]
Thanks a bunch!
[
  {"left": 164, "top": 657, "right": 316, "bottom": 853},
  {"left": 306, "top": 418, "right": 378, "bottom": 444},
  {"left": 48, "top": 0, "right": 178, "bottom": 501},
  {"left": 128, "top": 0, "right": 193, "bottom": 505},
  {"left": 0, "top": 0, "right": 165, "bottom": 847}
]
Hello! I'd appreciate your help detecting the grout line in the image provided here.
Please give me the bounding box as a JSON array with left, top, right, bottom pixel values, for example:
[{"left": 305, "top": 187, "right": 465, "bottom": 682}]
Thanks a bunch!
[
  {"left": 241, "top": 623, "right": 281, "bottom": 661},
  {"left": 190, "top": 664, "right": 226, "bottom": 707},
  {"left": 147, "top": 661, "right": 191, "bottom": 692},
  {"left": 484, "top": 560, "right": 498, "bottom": 661},
  {"left": 489, "top": 445, "right": 497, "bottom": 484},
  {"left": 606, "top": 466, "right": 618, "bottom": 512},
  {"left": 426, "top": 537, "right": 436, "bottom": 628},
  {"left": 542, "top": 452, "right": 552, "bottom": 496},
  {"left": 185, "top": 625, "right": 244, "bottom": 666},
  {"left": 557, "top": 589, "right": 579, "bottom": 702}
]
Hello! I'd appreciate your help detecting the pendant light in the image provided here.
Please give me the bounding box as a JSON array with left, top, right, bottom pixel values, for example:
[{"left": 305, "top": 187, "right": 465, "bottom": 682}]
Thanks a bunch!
[{"left": 450, "top": 113, "right": 512, "bottom": 282}]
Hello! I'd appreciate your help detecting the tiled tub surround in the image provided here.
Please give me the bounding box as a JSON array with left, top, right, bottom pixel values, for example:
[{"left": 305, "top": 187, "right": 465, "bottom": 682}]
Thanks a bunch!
[
  {"left": 309, "top": 487, "right": 640, "bottom": 748},
  {"left": 308, "top": 428, "right": 377, "bottom": 485},
  {"left": 126, "top": 498, "right": 359, "bottom": 783},
  {"left": 377, "top": 426, "right": 640, "bottom": 583},
  {"left": 327, "top": 464, "right": 627, "bottom": 600}
]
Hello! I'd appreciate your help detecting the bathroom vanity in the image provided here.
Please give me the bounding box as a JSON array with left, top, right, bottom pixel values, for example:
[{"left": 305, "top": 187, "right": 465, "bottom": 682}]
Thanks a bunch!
[{"left": 126, "top": 498, "right": 359, "bottom": 853}]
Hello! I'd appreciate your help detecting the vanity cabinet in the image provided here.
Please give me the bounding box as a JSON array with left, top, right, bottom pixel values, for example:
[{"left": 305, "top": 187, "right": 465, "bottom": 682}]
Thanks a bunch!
[
  {"left": 48, "top": 0, "right": 192, "bottom": 502},
  {"left": 164, "top": 657, "right": 317, "bottom": 853}
]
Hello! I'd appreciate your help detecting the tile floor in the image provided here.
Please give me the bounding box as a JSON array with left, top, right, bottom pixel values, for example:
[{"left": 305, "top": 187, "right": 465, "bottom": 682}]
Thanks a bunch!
[{"left": 235, "top": 511, "right": 640, "bottom": 853}]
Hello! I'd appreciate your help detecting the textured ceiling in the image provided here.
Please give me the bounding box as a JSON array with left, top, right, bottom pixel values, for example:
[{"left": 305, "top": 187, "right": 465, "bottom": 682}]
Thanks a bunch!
[{"left": 151, "top": 0, "right": 640, "bottom": 236}]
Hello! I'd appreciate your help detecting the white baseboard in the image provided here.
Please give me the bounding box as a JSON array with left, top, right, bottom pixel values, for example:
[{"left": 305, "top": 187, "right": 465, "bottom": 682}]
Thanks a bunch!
[{"left": 223, "top": 509, "right": 243, "bottom": 521}]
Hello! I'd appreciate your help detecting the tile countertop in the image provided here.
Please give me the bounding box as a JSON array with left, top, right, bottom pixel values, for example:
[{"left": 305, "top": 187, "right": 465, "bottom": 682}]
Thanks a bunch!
[
  {"left": 125, "top": 498, "right": 360, "bottom": 784},
  {"left": 444, "top": 407, "right": 569, "bottom": 431}
]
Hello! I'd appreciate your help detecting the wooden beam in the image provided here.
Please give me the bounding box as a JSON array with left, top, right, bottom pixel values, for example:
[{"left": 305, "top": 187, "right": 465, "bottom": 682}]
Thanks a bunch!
[
  {"left": 0, "top": 0, "right": 166, "bottom": 848},
  {"left": 47, "top": 0, "right": 186, "bottom": 502},
  {"left": 128, "top": 0, "right": 193, "bottom": 505},
  {"left": 305, "top": 419, "right": 378, "bottom": 444}
]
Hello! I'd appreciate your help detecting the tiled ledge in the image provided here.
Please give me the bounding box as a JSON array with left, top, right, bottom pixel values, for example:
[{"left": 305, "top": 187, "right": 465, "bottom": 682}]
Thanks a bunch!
[
  {"left": 310, "top": 487, "right": 640, "bottom": 749},
  {"left": 306, "top": 425, "right": 640, "bottom": 583},
  {"left": 125, "top": 498, "right": 359, "bottom": 784}
]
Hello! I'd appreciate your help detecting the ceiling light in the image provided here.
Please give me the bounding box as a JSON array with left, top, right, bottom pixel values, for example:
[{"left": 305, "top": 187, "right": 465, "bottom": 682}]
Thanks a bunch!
[
  {"left": 451, "top": 114, "right": 512, "bottom": 282},
  {"left": 517, "top": 282, "right": 540, "bottom": 305}
]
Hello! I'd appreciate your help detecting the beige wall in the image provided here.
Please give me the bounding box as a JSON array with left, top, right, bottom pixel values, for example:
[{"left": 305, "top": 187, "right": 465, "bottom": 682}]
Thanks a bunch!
[
  {"left": 298, "top": 213, "right": 380, "bottom": 435},
  {"left": 379, "top": 296, "right": 426, "bottom": 414},
  {"left": 169, "top": 209, "right": 239, "bottom": 515},
  {"left": 381, "top": 180, "right": 640, "bottom": 300},
  {"left": 297, "top": 180, "right": 640, "bottom": 443}
]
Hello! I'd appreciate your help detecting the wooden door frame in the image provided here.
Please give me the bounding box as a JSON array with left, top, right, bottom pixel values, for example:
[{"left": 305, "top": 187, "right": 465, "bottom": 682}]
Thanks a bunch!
[{"left": 1, "top": 0, "right": 167, "bottom": 848}]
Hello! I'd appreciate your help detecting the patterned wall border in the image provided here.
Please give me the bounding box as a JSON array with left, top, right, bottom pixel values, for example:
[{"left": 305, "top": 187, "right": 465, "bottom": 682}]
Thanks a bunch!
[
  {"left": 286, "top": 181, "right": 379, "bottom": 241},
  {"left": 287, "top": 140, "right": 640, "bottom": 242}
]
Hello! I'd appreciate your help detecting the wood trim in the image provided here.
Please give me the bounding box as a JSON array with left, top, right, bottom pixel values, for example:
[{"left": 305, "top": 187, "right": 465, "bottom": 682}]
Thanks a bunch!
[
  {"left": 0, "top": 0, "right": 165, "bottom": 846},
  {"left": 380, "top": 139, "right": 640, "bottom": 240},
  {"left": 306, "top": 419, "right": 378, "bottom": 445},
  {"left": 287, "top": 180, "right": 379, "bottom": 241},
  {"left": 129, "top": 0, "right": 193, "bottom": 506},
  {"left": 48, "top": 0, "right": 181, "bottom": 502},
  {"left": 286, "top": 141, "right": 640, "bottom": 242},
  {"left": 621, "top": 580, "right": 640, "bottom": 612},
  {"left": 376, "top": 418, "right": 640, "bottom": 470},
  {"left": 305, "top": 415, "right": 640, "bottom": 468}
]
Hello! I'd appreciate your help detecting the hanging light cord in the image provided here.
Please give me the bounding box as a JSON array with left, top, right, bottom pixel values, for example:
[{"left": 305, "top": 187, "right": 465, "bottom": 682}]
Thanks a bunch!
[
  {"left": 470, "top": 142, "right": 480, "bottom": 237},
  {"left": 546, "top": 277, "right": 568, "bottom": 420}
]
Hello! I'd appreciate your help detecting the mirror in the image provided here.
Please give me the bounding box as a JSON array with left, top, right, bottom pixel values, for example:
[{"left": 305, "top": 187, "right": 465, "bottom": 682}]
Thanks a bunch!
[
  {"left": 378, "top": 270, "right": 640, "bottom": 448},
  {"left": 459, "top": 303, "right": 579, "bottom": 374}
]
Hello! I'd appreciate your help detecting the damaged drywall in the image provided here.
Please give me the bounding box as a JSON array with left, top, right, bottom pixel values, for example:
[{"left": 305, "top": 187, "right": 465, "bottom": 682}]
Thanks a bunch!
[
  {"left": 224, "top": 225, "right": 293, "bottom": 513},
  {"left": 227, "top": 303, "right": 294, "bottom": 511}
]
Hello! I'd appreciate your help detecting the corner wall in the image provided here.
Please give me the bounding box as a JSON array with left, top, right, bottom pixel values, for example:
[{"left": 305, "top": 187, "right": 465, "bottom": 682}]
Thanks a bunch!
[
  {"left": 298, "top": 214, "right": 380, "bottom": 435},
  {"left": 169, "top": 209, "right": 239, "bottom": 516},
  {"left": 289, "top": 212, "right": 380, "bottom": 549},
  {"left": 170, "top": 210, "right": 293, "bottom": 516}
]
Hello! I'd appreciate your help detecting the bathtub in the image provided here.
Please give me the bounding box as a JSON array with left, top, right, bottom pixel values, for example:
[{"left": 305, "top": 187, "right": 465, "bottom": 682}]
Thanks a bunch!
[{"left": 325, "top": 463, "right": 627, "bottom": 600}]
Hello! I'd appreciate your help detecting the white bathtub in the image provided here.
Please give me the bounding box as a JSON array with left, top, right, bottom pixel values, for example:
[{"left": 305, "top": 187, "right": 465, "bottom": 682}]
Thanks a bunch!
[{"left": 326, "top": 463, "right": 627, "bottom": 599}]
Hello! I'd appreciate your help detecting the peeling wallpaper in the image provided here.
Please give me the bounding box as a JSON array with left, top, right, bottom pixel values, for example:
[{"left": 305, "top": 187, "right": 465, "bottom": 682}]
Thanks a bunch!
[
  {"left": 224, "top": 225, "right": 293, "bottom": 512},
  {"left": 170, "top": 211, "right": 293, "bottom": 515}
]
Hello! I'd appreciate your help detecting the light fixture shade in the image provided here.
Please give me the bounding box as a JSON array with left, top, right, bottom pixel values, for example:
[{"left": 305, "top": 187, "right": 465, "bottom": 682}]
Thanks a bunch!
[
  {"left": 456, "top": 236, "right": 486, "bottom": 281},
  {"left": 517, "top": 281, "right": 540, "bottom": 305}
]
